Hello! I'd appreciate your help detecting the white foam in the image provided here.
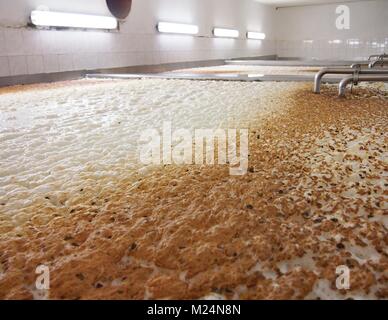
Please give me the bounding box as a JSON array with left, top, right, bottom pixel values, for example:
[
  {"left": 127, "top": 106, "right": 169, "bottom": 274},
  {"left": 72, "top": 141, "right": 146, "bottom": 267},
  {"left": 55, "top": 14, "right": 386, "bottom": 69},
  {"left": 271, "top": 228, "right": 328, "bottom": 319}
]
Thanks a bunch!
[{"left": 0, "top": 79, "right": 290, "bottom": 220}]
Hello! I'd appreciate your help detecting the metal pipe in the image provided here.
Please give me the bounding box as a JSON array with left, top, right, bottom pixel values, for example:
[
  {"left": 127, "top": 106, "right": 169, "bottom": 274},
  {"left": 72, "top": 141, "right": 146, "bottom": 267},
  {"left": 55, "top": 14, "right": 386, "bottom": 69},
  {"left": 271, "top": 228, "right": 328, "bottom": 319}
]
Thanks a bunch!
[
  {"left": 314, "top": 68, "right": 350, "bottom": 93},
  {"left": 313, "top": 67, "right": 388, "bottom": 93},
  {"left": 351, "top": 63, "right": 388, "bottom": 69},
  {"left": 339, "top": 74, "right": 388, "bottom": 97},
  {"left": 368, "top": 53, "right": 387, "bottom": 61},
  {"left": 369, "top": 58, "right": 388, "bottom": 68},
  {"left": 368, "top": 53, "right": 388, "bottom": 68},
  {"left": 368, "top": 54, "right": 380, "bottom": 61},
  {"left": 351, "top": 63, "right": 368, "bottom": 69}
]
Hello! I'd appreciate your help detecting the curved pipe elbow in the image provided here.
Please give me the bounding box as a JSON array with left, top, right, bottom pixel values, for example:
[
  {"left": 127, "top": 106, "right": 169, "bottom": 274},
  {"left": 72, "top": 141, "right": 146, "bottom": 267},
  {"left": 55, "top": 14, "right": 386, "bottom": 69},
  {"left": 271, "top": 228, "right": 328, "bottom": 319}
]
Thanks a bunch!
[
  {"left": 369, "top": 61, "right": 376, "bottom": 68},
  {"left": 313, "top": 68, "right": 329, "bottom": 93},
  {"left": 338, "top": 75, "right": 353, "bottom": 97},
  {"left": 368, "top": 55, "right": 376, "bottom": 61}
]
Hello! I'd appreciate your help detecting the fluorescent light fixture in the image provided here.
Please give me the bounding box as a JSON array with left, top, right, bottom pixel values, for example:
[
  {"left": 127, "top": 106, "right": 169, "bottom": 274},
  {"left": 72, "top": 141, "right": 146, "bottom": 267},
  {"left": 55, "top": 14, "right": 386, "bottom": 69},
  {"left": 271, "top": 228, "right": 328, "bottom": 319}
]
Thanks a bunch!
[
  {"left": 247, "top": 31, "right": 266, "bottom": 40},
  {"left": 213, "top": 28, "right": 239, "bottom": 38},
  {"left": 303, "top": 40, "right": 314, "bottom": 44},
  {"left": 248, "top": 74, "right": 264, "bottom": 78},
  {"left": 215, "top": 74, "right": 239, "bottom": 78},
  {"left": 328, "top": 39, "right": 342, "bottom": 44},
  {"left": 30, "top": 10, "right": 118, "bottom": 30},
  {"left": 157, "top": 22, "right": 199, "bottom": 35},
  {"left": 347, "top": 39, "right": 360, "bottom": 46}
]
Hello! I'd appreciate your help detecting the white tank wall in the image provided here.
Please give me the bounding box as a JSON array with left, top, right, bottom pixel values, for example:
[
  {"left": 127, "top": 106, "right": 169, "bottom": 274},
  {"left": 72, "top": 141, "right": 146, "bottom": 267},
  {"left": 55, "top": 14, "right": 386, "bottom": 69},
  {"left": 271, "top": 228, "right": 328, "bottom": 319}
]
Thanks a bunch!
[
  {"left": 275, "top": 0, "right": 388, "bottom": 60},
  {"left": 0, "top": 0, "right": 277, "bottom": 77},
  {"left": 1, "top": 0, "right": 387, "bottom": 79}
]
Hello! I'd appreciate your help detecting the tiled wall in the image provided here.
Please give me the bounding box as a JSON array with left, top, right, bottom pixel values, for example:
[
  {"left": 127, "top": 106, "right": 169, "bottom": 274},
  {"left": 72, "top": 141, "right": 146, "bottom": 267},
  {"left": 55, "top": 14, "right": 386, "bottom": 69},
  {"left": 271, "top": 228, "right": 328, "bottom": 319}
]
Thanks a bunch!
[
  {"left": 0, "top": 27, "right": 276, "bottom": 77},
  {"left": 276, "top": 38, "right": 388, "bottom": 60},
  {"left": 0, "top": 0, "right": 276, "bottom": 78},
  {"left": 275, "top": 0, "right": 388, "bottom": 60},
  {"left": 1, "top": 0, "right": 387, "bottom": 80}
]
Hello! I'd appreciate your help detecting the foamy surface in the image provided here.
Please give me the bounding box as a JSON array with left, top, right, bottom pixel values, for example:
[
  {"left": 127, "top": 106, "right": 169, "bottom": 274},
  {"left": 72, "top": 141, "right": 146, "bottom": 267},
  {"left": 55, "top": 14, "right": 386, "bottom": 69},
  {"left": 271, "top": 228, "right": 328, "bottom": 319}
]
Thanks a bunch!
[
  {"left": 0, "top": 79, "right": 386, "bottom": 300},
  {"left": 0, "top": 79, "right": 290, "bottom": 226}
]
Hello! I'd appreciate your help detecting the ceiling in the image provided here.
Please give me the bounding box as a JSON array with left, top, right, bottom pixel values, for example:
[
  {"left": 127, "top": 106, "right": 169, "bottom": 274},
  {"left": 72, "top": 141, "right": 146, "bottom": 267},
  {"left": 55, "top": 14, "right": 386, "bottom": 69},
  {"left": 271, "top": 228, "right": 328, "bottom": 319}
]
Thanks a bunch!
[{"left": 255, "top": 0, "right": 373, "bottom": 8}]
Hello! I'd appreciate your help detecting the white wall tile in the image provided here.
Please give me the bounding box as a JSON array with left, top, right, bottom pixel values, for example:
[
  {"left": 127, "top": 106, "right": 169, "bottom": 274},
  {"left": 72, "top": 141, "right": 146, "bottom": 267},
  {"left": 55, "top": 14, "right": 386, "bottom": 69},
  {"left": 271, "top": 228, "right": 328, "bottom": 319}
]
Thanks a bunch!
[
  {"left": 152, "top": 51, "right": 161, "bottom": 65},
  {"left": 22, "top": 30, "right": 42, "bottom": 55},
  {"left": 58, "top": 54, "right": 74, "bottom": 72},
  {"left": 123, "top": 34, "right": 136, "bottom": 52},
  {"left": 85, "top": 53, "right": 99, "bottom": 70},
  {"left": 73, "top": 53, "right": 99, "bottom": 70},
  {"left": 143, "top": 51, "right": 153, "bottom": 65},
  {"left": 40, "top": 31, "right": 61, "bottom": 55},
  {"left": 159, "top": 51, "right": 169, "bottom": 64},
  {"left": 97, "top": 53, "right": 111, "bottom": 69},
  {"left": 4, "top": 29, "right": 24, "bottom": 55},
  {"left": 0, "top": 56, "right": 10, "bottom": 77},
  {"left": 135, "top": 52, "right": 145, "bottom": 65},
  {"left": 26, "top": 55, "right": 44, "bottom": 74},
  {"left": 43, "top": 55, "right": 59, "bottom": 73},
  {"left": 8, "top": 56, "right": 27, "bottom": 75},
  {"left": 0, "top": 30, "right": 7, "bottom": 56},
  {"left": 123, "top": 52, "right": 137, "bottom": 66}
]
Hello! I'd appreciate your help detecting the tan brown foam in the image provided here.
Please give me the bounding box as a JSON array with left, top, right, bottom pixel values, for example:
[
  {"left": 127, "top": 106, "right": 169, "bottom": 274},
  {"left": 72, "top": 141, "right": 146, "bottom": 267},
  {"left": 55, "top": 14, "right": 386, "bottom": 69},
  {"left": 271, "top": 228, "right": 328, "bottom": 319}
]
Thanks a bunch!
[{"left": 0, "top": 80, "right": 387, "bottom": 300}]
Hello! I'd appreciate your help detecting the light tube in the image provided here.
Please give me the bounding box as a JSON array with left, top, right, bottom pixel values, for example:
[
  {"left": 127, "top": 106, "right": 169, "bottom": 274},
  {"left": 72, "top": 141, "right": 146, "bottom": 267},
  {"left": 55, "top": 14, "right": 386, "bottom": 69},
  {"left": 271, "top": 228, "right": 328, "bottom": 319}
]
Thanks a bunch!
[
  {"left": 248, "top": 74, "right": 264, "bottom": 78},
  {"left": 215, "top": 74, "right": 239, "bottom": 78},
  {"left": 347, "top": 39, "right": 360, "bottom": 46},
  {"left": 328, "top": 39, "right": 342, "bottom": 44},
  {"left": 157, "top": 22, "right": 199, "bottom": 35},
  {"left": 31, "top": 10, "right": 118, "bottom": 30},
  {"left": 213, "top": 28, "right": 239, "bottom": 38},
  {"left": 247, "top": 31, "right": 266, "bottom": 40}
]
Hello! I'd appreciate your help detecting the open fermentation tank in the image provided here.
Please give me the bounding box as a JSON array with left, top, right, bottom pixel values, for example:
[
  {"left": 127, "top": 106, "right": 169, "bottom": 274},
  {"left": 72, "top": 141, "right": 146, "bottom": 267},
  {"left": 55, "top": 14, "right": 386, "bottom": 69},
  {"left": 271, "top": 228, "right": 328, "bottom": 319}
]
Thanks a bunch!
[{"left": 0, "top": 76, "right": 387, "bottom": 300}]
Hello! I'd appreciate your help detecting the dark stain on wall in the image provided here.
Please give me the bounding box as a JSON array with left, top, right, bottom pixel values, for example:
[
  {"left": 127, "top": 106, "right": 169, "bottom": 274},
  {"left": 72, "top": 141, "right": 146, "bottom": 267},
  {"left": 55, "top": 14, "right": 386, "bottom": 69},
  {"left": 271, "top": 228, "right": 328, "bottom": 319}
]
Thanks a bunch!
[{"left": 106, "top": 0, "right": 132, "bottom": 20}]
